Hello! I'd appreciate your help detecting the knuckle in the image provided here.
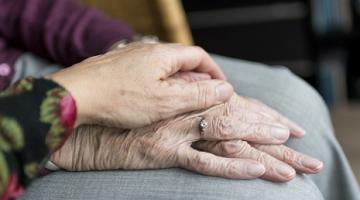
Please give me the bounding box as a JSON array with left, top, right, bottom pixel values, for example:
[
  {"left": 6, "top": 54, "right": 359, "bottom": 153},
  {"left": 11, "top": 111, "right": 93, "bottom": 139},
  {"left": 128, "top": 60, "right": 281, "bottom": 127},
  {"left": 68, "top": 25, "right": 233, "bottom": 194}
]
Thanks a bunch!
[
  {"left": 194, "top": 154, "right": 211, "bottom": 172},
  {"left": 282, "top": 149, "right": 298, "bottom": 163},
  {"left": 254, "top": 151, "right": 269, "bottom": 164},
  {"left": 220, "top": 140, "right": 250, "bottom": 156},
  {"left": 253, "top": 125, "right": 264, "bottom": 134},
  {"left": 225, "top": 160, "right": 240, "bottom": 177},
  {"left": 252, "top": 125, "right": 268, "bottom": 138},
  {"left": 196, "top": 82, "right": 216, "bottom": 108},
  {"left": 213, "top": 117, "right": 232, "bottom": 138},
  {"left": 219, "top": 142, "right": 234, "bottom": 155}
]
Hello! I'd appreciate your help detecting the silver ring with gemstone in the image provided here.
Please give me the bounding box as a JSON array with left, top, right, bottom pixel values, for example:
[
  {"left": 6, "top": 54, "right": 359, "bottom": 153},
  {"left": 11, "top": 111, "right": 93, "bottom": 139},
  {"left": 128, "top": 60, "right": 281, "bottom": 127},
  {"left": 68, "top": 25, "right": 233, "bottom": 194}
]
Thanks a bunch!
[{"left": 199, "top": 118, "right": 208, "bottom": 132}]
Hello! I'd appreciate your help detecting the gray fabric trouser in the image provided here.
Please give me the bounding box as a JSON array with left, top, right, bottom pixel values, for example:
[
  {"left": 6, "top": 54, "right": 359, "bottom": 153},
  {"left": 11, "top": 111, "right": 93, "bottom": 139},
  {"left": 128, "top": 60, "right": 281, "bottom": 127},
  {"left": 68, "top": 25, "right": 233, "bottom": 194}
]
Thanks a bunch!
[{"left": 16, "top": 53, "right": 359, "bottom": 200}]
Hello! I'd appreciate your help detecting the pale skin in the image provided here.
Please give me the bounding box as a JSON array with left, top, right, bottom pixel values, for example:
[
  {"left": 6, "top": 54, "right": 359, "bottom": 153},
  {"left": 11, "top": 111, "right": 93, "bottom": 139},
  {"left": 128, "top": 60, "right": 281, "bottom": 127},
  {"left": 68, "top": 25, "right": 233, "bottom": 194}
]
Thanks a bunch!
[
  {"left": 48, "top": 43, "right": 233, "bottom": 128},
  {"left": 51, "top": 94, "right": 323, "bottom": 182}
]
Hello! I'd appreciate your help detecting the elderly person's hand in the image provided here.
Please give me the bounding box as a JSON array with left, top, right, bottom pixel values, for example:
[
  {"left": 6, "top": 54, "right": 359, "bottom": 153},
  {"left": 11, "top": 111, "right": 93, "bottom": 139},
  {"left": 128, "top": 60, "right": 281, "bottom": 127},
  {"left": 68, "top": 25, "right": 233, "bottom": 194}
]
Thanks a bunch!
[
  {"left": 50, "top": 94, "right": 322, "bottom": 182},
  {"left": 50, "top": 113, "right": 265, "bottom": 180},
  {"left": 193, "top": 140, "right": 322, "bottom": 182},
  {"left": 47, "top": 43, "right": 233, "bottom": 128}
]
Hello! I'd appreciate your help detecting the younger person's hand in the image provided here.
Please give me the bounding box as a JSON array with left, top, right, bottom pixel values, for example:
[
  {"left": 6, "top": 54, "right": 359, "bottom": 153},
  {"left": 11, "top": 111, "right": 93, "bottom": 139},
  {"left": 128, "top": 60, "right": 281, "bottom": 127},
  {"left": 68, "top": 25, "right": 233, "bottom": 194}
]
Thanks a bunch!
[{"left": 48, "top": 43, "right": 233, "bottom": 128}]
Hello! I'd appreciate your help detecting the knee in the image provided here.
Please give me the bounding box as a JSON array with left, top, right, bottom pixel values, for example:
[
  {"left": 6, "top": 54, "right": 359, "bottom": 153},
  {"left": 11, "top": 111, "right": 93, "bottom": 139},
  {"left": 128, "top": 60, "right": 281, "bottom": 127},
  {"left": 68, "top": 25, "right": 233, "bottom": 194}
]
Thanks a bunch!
[
  {"left": 199, "top": 175, "right": 323, "bottom": 200},
  {"left": 190, "top": 172, "right": 324, "bottom": 200},
  {"left": 215, "top": 55, "right": 329, "bottom": 119},
  {"left": 277, "top": 68, "right": 325, "bottom": 107},
  {"left": 272, "top": 68, "right": 337, "bottom": 153},
  {"left": 245, "top": 175, "right": 324, "bottom": 200},
  {"left": 23, "top": 170, "right": 324, "bottom": 200},
  {"left": 257, "top": 67, "right": 332, "bottom": 131},
  {"left": 272, "top": 67, "right": 329, "bottom": 116}
]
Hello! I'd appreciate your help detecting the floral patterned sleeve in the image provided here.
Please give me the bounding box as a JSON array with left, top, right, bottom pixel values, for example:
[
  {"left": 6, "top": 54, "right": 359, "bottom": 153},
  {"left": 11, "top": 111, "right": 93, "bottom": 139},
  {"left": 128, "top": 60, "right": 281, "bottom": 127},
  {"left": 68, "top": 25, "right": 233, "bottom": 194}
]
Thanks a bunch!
[{"left": 0, "top": 78, "right": 77, "bottom": 200}]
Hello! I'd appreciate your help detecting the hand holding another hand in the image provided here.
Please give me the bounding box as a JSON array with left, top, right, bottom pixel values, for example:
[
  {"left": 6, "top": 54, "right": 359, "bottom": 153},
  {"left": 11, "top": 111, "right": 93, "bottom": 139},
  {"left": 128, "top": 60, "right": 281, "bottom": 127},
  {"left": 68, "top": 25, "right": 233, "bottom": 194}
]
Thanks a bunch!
[{"left": 48, "top": 43, "right": 233, "bottom": 128}]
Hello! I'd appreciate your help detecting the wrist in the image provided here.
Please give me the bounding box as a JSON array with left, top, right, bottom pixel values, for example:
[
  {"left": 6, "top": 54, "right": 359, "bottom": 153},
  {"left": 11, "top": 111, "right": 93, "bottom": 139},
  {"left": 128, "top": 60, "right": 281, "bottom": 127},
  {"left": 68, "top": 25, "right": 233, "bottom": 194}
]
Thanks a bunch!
[{"left": 45, "top": 71, "right": 88, "bottom": 127}]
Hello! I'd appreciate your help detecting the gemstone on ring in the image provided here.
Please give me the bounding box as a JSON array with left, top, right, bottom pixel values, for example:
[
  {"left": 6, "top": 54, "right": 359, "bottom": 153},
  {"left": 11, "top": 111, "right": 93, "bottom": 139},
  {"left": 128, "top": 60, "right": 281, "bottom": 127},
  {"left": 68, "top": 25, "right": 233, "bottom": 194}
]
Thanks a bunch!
[{"left": 199, "top": 118, "right": 208, "bottom": 132}]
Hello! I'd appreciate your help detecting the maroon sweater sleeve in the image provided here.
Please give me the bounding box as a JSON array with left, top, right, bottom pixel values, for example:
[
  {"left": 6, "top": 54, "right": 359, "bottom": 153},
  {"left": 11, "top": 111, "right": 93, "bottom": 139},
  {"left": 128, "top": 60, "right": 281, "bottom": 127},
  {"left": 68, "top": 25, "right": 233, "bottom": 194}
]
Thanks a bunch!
[
  {"left": 0, "top": 39, "right": 22, "bottom": 90},
  {"left": 0, "top": 0, "right": 135, "bottom": 66}
]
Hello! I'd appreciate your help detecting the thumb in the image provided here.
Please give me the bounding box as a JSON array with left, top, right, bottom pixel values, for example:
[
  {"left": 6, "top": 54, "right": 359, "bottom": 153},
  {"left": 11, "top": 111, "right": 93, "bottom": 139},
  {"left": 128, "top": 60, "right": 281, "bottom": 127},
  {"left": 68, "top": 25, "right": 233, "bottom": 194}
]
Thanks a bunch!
[{"left": 169, "top": 80, "right": 234, "bottom": 114}]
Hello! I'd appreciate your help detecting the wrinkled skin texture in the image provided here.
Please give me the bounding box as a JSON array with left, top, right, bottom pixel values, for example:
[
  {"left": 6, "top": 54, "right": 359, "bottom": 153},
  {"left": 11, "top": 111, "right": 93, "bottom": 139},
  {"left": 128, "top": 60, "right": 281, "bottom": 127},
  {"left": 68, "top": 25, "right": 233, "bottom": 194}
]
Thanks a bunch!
[
  {"left": 51, "top": 94, "right": 323, "bottom": 182},
  {"left": 48, "top": 43, "right": 233, "bottom": 128}
]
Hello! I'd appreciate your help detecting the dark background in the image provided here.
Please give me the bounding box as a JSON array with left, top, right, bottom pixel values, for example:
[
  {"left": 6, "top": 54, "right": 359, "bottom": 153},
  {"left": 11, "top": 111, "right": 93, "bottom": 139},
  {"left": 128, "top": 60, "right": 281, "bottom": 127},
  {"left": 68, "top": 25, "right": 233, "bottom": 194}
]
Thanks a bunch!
[{"left": 182, "top": 0, "right": 360, "bottom": 107}]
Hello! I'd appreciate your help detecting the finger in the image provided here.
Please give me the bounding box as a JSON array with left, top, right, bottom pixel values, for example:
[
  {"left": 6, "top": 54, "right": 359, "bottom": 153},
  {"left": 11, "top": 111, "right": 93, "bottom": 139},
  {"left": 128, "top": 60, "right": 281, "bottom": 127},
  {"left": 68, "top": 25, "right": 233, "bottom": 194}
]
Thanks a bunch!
[
  {"left": 232, "top": 110, "right": 288, "bottom": 128},
  {"left": 169, "top": 72, "right": 211, "bottom": 83},
  {"left": 160, "top": 44, "right": 226, "bottom": 80},
  {"left": 177, "top": 147, "right": 265, "bottom": 179},
  {"left": 193, "top": 140, "right": 296, "bottom": 182},
  {"left": 252, "top": 144, "right": 323, "bottom": 174},
  {"left": 278, "top": 116, "right": 306, "bottom": 138},
  {"left": 246, "top": 99, "right": 306, "bottom": 137},
  {"left": 164, "top": 80, "right": 234, "bottom": 115},
  {"left": 202, "top": 116, "right": 290, "bottom": 144},
  {"left": 232, "top": 111, "right": 294, "bottom": 141}
]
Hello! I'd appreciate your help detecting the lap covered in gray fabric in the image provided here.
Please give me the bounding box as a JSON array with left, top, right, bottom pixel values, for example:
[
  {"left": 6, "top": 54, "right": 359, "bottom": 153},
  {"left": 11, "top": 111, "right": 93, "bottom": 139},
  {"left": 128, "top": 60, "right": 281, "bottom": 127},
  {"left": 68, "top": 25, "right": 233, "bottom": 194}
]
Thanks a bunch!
[
  {"left": 22, "top": 169, "right": 323, "bottom": 200},
  {"left": 212, "top": 54, "right": 360, "bottom": 200},
  {"left": 19, "top": 53, "right": 359, "bottom": 200}
]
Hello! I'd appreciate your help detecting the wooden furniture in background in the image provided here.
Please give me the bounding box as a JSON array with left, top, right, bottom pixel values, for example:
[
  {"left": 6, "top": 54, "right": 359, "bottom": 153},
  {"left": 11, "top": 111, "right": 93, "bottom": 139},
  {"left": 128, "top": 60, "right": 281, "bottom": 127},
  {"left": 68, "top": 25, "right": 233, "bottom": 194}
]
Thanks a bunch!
[{"left": 80, "top": 0, "right": 193, "bottom": 45}]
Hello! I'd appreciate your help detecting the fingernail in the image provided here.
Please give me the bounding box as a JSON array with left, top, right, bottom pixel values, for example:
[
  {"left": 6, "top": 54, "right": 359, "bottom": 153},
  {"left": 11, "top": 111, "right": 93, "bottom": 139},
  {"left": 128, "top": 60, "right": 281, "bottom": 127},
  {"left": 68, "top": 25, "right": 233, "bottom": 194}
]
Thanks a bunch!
[
  {"left": 247, "top": 163, "right": 265, "bottom": 177},
  {"left": 291, "top": 123, "right": 306, "bottom": 136},
  {"left": 276, "top": 165, "right": 296, "bottom": 179},
  {"left": 293, "top": 128, "right": 306, "bottom": 136},
  {"left": 215, "top": 82, "right": 233, "bottom": 103},
  {"left": 271, "top": 127, "right": 290, "bottom": 141},
  {"left": 301, "top": 157, "right": 323, "bottom": 171}
]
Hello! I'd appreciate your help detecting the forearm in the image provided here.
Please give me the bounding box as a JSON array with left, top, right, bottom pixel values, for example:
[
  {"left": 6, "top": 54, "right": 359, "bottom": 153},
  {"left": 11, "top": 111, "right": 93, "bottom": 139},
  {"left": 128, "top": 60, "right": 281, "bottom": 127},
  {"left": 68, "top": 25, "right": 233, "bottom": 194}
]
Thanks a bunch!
[{"left": 0, "top": 78, "right": 76, "bottom": 199}]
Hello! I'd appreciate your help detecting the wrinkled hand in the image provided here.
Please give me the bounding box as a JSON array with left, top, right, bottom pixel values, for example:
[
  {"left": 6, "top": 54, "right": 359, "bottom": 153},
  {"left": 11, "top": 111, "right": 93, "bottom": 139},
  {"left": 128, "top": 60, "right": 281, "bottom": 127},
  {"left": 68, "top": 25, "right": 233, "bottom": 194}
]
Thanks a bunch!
[
  {"left": 48, "top": 43, "right": 233, "bottom": 128},
  {"left": 50, "top": 119, "right": 266, "bottom": 180},
  {"left": 171, "top": 73, "right": 323, "bottom": 181},
  {"left": 190, "top": 93, "right": 322, "bottom": 181},
  {"left": 193, "top": 140, "right": 323, "bottom": 182},
  {"left": 51, "top": 95, "right": 322, "bottom": 181}
]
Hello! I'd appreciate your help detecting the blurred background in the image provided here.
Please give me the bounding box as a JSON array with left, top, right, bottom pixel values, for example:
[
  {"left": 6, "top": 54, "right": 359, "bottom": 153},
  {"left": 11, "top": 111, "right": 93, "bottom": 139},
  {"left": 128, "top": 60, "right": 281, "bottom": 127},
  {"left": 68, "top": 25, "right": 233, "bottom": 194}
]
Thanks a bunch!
[{"left": 81, "top": 0, "right": 359, "bottom": 181}]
